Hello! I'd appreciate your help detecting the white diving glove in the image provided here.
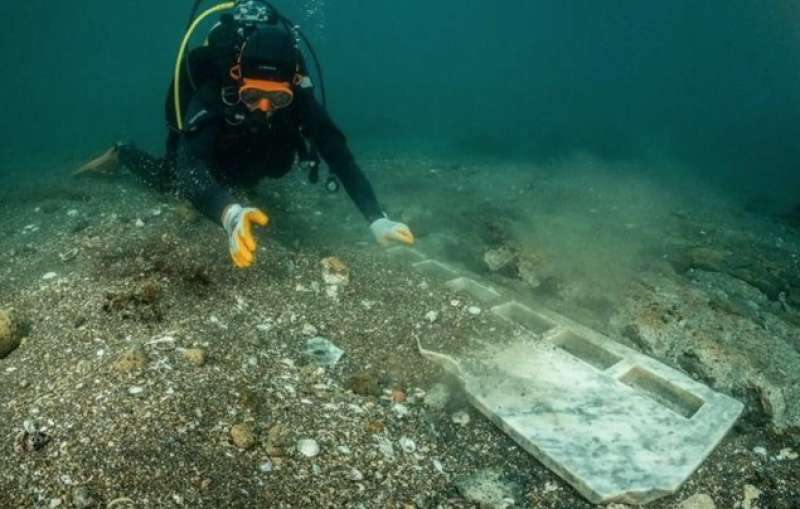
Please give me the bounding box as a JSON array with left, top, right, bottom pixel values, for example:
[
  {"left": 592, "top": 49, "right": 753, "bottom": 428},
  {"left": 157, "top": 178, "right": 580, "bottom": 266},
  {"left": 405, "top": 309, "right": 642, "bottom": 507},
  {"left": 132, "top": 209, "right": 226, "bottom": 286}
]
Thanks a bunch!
[
  {"left": 370, "top": 218, "right": 415, "bottom": 246},
  {"left": 221, "top": 204, "right": 269, "bottom": 268}
]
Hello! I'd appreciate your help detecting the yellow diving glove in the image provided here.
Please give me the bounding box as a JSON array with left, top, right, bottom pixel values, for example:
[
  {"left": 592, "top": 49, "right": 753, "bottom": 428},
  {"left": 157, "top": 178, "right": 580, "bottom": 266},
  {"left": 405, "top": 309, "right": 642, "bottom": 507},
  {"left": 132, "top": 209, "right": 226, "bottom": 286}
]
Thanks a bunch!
[
  {"left": 221, "top": 204, "right": 269, "bottom": 268},
  {"left": 369, "top": 218, "right": 415, "bottom": 246}
]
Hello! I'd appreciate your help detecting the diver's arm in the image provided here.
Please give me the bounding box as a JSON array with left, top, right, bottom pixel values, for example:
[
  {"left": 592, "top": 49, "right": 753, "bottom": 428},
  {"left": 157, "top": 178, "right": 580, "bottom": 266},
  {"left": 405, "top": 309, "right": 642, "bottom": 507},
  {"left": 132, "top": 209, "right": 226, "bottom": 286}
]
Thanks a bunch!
[
  {"left": 298, "top": 93, "right": 384, "bottom": 223},
  {"left": 176, "top": 123, "right": 235, "bottom": 224}
]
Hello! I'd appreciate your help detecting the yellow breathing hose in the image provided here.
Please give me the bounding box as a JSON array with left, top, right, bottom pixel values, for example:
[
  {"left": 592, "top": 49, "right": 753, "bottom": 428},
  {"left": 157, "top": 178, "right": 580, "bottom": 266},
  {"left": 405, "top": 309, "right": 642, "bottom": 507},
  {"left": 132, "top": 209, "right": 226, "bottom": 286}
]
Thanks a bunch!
[{"left": 174, "top": 2, "right": 236, "bottom": 131}]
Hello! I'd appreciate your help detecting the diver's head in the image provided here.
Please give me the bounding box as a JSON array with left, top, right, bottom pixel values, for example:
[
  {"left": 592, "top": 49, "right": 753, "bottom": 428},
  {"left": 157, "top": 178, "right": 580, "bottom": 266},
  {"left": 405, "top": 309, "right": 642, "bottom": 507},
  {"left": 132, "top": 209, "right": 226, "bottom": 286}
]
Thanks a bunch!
[{"left": 230, "top": 23, "right": 300, "bottom": 113}]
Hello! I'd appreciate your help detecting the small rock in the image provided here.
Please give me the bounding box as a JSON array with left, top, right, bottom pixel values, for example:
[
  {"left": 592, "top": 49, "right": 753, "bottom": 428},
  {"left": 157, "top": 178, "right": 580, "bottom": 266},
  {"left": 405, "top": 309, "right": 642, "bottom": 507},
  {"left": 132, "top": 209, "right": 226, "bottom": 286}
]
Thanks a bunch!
[
  {"left": 393, "top": 403, "right": 409, "bottom": 418},
  {"left": 72, "top": 486, "right": 97, "bottom": 509},
  {"left": 451, "top": 410, "right": 471, "bottom": 426},
  {"left": 134, "top": 218, "right": 145, "bottom": 227},
  {"left": 376, "top": 436, "right": 395, "bottom": 459},
  {"left": 677, "top": 493, "right": 716, "bottom": 509},
  {"left": 484, "top": 247, "right": 515, "bottom": 272},
  {"left": 742, "top": 484, "right": 762, "bottom": 509},
  {"left": 776, "top": 447, "right": 798, "bottom": 460},
  {"left": 321, "top": 256, "right": 349, "bottom": 286},
  {"left": 348, "top": 467, "right": 364, "bottom": 481},
  {"left": 752, "top": 446, "right": 767, "bottom": 457},
  {"left": 347, "top": 371, "right": 383, "bottom": 397},
  {"left": 127, "top": 386, "right": 145, "bottom": 395},
  {"left": 230, "top": 423, "right": 257, "bottom": 450},
  {"left": 0, "top": 309, "right": 21, "bottom": 359},
  {"left": 303, "top": 337, "right": 344, "bottom": 368},
  {"left": 391, "top": 389, "right": 407, "bottom": 402},
  {"left": 259, "top": 460, "right": 273, "bottom": 473},
  {"left": 182, "top": 348, "right": 206, "bottom": 367},
  {"left": 42, "top": 272, "right": 58, "bottom": 280},
  {"left": 301, "top": 323, "right": 318, "bottom": 336},
  {"left": 467, "top": 306, "right": 481, "bottom": 315},
  {"left": 456, "top": 468, "right": 519, "bottom": 509},
  {"left": 113, "top": 347, "right": 148, "bottom": 373},
  {"left": 365, "top": 421, "right": 385, "bottom": 433},
  {"left": 14, "top": 424, "right": 50, "bottom": 454},
  {"left": 297, "top": 438, "right": 320, "bottom": 458},
  {"left": 425, "top": 310, "right": 439, "bottom": 323}
]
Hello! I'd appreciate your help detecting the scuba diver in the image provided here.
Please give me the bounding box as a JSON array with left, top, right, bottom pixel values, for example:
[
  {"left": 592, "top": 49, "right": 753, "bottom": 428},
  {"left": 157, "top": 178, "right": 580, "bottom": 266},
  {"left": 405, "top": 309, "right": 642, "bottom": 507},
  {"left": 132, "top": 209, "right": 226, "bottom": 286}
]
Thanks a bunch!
[{"left": 75, "top": 0, "right": 414, "bottom": 268}]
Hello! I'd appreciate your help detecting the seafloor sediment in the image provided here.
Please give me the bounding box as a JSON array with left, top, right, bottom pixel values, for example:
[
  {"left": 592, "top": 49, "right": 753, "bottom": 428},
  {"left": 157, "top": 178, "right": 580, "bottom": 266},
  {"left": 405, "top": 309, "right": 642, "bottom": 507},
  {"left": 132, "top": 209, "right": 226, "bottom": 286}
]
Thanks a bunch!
[{"left": 0, "top": 151, "right": 798, "bottom": 508}]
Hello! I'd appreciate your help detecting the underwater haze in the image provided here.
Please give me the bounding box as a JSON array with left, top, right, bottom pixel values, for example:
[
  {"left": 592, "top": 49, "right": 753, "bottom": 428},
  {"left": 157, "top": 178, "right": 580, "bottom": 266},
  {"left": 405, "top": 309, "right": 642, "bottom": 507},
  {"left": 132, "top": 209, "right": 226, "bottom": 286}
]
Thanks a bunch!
[
  {"left": 1, "top": 1, "right": 799, "bottom": 207},
  {"left": 2, "top": 1, "right": 800, "bottom": 507}
]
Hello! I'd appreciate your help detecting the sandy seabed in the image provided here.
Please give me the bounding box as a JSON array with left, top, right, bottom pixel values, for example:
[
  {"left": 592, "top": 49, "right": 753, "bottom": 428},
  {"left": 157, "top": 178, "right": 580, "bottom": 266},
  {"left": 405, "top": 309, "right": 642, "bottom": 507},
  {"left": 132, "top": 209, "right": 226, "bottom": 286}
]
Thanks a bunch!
[{"left": 0, "top": 149, "right": 798, "bottom": 508}]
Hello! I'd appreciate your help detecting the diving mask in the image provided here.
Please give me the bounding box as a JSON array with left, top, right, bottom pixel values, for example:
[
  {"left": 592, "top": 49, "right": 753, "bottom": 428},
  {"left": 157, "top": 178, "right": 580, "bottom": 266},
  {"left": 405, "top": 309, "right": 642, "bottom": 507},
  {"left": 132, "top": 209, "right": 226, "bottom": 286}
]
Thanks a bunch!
[{"left": 239, "top": 78, "right": 294, "bottom": 112}]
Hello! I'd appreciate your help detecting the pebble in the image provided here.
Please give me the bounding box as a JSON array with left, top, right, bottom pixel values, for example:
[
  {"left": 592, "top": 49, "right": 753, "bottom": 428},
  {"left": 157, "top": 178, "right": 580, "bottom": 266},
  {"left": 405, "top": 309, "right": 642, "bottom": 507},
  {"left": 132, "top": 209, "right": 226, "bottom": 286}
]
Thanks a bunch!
[
  {"left": 677, "top": 493, "right": 716, "bottom": 509},
  {"left": 451, "top": 410, "right": 471, "bottom": 426},
  {"left": 376, "top": 436, "right": 395, "bottom": 459},
  {"left": 113, "top": 347, "right": 148, "bottom": 373},
  {"left": 393, "top": 403, "right": 409, "bottom": 418},
  {"left": 742, "top": 484, "right": 762, "bottom": 509},
  {"left": 467, "top": 306, "right": 482, "bottom": 315},
  {"left": 135, "top": 218, "right": 145, "bottom": 227},
  {"left": 67, "top": 209, "right": 79, "bottom": 217},
  {"left": 752, "top": 446, "right": 767, "bottom": 457},
  {"left": 425, "top": 310, "right": 439, "bottom": 323},
  {"left": 348, "top": 467, "right": 364, "bottom": 481},
  {"left": 230, "top": 423, "right": 257, "bottom": 450},
  {"left": 71, "top": 487, "right": 96, "bottom": 509},
  {"left": 320, "top": 257, "right": 349, "bottom": 286},
  {"left": 259, "top": 460, "right": 273, "bottom": 473},
  {"left": 297, "top": 438, "right": 320, "bottom": 458},
  {"left": 42, "top": 272, "right": 57, "bottom": 280},
  {"left": 181, "top": 348, "right": 206, "bottom": 367},
  {"left": 776, "top": 447, "right": 798, "bottom": 460},
  {"left": 127, "top": 386, "right": 145, "bottom": 395}
]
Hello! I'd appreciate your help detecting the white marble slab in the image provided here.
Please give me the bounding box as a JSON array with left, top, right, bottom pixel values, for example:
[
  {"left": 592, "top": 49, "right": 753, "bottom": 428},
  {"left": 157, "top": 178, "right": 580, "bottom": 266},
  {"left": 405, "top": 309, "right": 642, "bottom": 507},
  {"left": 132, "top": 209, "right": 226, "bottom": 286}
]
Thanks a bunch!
[
  {"left": 419, "top": 318, "right": 743, "bottom": 505},
  {"left": 390, "top": 248, "right": 743, "bottom": 504}
]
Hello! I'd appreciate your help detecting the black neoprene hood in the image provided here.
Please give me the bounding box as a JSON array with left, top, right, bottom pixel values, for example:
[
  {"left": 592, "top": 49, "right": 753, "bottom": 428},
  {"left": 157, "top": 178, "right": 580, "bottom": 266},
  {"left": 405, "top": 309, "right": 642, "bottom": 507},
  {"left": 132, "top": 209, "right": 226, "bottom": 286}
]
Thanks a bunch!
[{"left": 240, "top": 24, "right": 298, "bottom": 82}]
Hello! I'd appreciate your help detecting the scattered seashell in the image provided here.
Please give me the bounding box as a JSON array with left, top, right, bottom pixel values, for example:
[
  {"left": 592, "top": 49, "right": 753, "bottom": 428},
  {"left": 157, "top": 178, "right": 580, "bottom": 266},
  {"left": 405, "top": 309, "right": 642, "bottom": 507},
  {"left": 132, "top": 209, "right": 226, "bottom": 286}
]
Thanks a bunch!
[
  {"left": 297, "top": 438, "right": 320, "bottom": 458},
  {"left": 399, "top": 437, "right": 416, "bottom": 454}
]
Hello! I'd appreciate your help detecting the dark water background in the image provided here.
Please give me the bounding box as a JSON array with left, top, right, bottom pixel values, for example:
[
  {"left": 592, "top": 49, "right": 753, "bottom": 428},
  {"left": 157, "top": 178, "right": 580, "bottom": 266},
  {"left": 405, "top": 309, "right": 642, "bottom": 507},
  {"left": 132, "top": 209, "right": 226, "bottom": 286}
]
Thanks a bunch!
[{"left": 1, "top": 1, "right": 798, "bottom": 208}]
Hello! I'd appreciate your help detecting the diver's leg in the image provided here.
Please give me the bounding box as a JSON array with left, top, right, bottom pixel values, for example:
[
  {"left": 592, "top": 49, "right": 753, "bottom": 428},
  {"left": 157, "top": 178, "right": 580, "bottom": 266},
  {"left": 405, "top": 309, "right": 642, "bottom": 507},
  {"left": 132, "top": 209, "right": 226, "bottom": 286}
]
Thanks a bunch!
[
  {"left": 116, "top": 143, "right": 176, "bottom": 193},
  {"left": 73, "top": 145, "right": 121, "bottom": 176}
]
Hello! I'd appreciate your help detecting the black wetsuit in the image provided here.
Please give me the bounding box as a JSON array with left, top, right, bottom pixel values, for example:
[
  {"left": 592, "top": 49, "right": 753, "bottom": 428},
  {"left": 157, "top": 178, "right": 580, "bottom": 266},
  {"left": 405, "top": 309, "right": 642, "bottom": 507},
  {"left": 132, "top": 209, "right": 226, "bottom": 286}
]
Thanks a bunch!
[{"left": 119, "top": 68, "right": 383, "bottom": 225}]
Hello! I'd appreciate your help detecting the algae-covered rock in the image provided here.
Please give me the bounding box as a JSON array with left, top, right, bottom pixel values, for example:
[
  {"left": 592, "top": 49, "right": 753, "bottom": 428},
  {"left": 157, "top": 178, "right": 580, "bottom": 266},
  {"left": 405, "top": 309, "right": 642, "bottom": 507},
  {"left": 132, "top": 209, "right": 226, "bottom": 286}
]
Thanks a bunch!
[
  {"left": 0, "top": 309, "right": 21, "bottom": 358},
  {"left": 113, "top": 347, "right": 148, "bottom": 373},
  {"left": 230, "top": 423, "right": 257, "bottom": 450}
]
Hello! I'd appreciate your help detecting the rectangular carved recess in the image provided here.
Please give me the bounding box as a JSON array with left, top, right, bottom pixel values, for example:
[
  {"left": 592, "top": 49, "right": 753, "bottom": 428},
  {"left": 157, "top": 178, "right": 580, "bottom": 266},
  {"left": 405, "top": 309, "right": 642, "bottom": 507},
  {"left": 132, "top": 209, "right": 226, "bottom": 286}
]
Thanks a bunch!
[
  {"left": 387, "top": 247, "right": 426, "bottom": 264},
  {"left": 620, "top": 367, "right": 705, "bottom": 419},
  {"left": 412, "top": 260, "right": 459, "bottom": 281},
  {"left": 446, "top": 277, "right": 501, "bottom": 303},
  {"left": 493, "top": 302, "right": 556, "bottom": 334},
  {"left": 554, "top": 331, "right": 622, "bottom": 371}
]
